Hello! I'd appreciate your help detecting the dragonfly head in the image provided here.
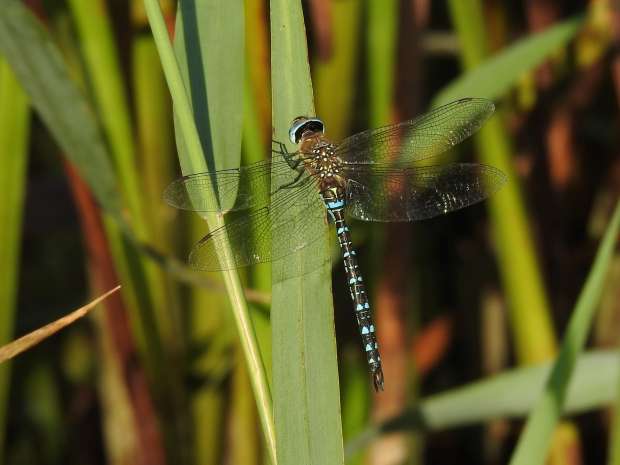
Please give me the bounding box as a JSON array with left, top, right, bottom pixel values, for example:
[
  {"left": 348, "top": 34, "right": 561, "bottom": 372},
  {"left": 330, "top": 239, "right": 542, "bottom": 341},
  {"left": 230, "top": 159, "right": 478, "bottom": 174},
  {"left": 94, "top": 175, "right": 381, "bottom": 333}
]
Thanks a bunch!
[{"left": 289, "top": 117, "right": 325, "bottom": 144}]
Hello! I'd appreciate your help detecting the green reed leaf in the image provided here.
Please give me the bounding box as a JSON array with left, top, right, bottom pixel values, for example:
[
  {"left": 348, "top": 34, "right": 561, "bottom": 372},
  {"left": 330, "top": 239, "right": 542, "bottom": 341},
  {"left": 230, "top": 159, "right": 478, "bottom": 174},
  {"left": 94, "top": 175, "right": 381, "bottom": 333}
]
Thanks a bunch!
[
  {"left": 271, "top": 1, "right": 344, "bottom": 464},
  {"left": 0, "top": 1, "right": 123, "bottom": 220},
  {"left": 509, "top": 201, "right": 620, "bottom": 465},
  {"left": 346, "top": 349, "right": 619, "bottom": 457},
  {"left": 0, "top": 57, "right": 30, "bottom": 458},
  {"left": 434, "top": 15, "right": 583, "bottom": 105}
]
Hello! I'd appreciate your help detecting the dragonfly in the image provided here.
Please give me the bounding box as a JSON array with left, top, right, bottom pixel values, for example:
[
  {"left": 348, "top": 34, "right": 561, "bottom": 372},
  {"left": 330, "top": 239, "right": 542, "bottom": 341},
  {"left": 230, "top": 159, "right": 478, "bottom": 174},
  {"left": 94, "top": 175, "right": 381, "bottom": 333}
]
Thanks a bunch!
[{"left": 164, "top": 98, "right": 507, "bottom": 392}]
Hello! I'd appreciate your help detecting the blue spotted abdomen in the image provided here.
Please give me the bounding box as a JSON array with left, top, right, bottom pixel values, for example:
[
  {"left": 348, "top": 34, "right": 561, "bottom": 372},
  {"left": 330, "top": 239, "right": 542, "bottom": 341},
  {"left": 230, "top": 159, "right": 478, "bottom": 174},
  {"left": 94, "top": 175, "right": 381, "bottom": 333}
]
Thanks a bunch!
[{"left": 323, "top": 195, "right": 384, "bottom": 391}]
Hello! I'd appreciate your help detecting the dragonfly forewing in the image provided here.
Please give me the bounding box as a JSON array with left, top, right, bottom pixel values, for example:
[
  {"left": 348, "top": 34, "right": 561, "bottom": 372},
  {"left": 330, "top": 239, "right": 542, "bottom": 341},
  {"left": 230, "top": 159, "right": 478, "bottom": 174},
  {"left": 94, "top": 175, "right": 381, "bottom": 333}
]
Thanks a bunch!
[{"left": 335, "top": 98, "right": 494, "bottom": 166}]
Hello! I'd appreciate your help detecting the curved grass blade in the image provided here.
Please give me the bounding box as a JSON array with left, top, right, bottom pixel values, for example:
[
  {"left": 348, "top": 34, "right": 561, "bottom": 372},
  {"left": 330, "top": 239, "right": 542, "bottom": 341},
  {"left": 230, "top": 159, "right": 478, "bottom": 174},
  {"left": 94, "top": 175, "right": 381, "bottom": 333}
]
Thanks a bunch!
[
  {"left": 345, "top": 349, "right": 620, "bottom": 457},
  {"left": 271, "top": 0, "right": 344, "bottom": 464},
  {"left": 434, "top": 15, "right": 583, "bottom": 105},
  {"left": 0, "top": 1, "right": 123, "bottom": 221},
  {"left": 174, "top": 0, "right": 244, "bottom": 174},
  {"left": 509, "top": 201, "right": 620, "bottom": 465}
]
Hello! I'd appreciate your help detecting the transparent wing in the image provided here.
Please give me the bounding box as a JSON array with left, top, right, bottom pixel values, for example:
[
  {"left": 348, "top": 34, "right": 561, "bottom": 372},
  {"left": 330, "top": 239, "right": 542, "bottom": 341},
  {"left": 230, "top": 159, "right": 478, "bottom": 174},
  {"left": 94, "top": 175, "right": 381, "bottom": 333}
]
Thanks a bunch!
[
  {"left": 189, "top": 177, "right": 327, "bottom": 271},
  {"left": 335, "top": 98, "right": 494, "bottom": 165},
  {"left": 163, "top": 157, "right": 305, "bottom": 212},
  {"left": 343, "top": 163, "right": 507, "bottom": 222}
]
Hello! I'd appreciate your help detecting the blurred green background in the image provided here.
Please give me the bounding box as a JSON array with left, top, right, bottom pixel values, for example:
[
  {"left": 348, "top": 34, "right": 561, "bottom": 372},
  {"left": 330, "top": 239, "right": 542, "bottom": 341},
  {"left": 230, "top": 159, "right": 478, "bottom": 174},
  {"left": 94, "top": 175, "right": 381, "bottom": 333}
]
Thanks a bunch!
[{"left": 0, "top": 0, "right": 619, "bottom": 464}]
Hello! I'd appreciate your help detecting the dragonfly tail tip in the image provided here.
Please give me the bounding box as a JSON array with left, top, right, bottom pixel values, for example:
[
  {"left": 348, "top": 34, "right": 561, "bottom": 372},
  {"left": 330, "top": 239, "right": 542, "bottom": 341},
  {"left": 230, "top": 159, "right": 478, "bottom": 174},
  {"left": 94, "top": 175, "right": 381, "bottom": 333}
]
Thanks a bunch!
[{"left": 373, "top": 370, "right": 385, "bottom": 392}]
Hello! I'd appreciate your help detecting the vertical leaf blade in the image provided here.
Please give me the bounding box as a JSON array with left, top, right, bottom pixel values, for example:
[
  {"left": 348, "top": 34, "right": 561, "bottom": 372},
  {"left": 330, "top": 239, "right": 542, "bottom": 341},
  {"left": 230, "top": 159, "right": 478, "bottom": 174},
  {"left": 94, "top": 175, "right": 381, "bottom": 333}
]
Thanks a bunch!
[
  {"left": 270, "top": 1, "right": 344, "bottom": 464},
  {"left": 174, "top": 0, "right": 243, "bottom": 174},
  {"left": 0, "top": 57, "right": 30, "bottom": 458}
]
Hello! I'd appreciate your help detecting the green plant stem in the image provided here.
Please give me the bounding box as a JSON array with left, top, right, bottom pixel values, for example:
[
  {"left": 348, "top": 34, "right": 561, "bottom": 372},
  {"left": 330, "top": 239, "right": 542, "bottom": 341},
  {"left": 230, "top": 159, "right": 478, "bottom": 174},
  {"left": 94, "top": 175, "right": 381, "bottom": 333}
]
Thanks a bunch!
[
  {"left": 142, "top": 2, "right": 276, "bottom": 463},
  {"left": 314, "top": 0, "right": 362, "bottom": 141},
  {"left": 610, "top": 348, "right": 620, "bottom": 465},
  {"left": 367, "top": 0, "right": 398, "bottom": 127},
  {"left": 132, "top": 33, "right": 176, "bottom": 252},
  {"left": 0, "top": 57, "right": 30, "bottom": 459},
  {"left": 448, "top": 0, "right": 556, "bottom": 366},
  {"left": 68, "top": 0, "right": 181, "bottom": 347},
  {"left": 67, "top": 0, "right": 147, "bottom": 236},
  {"left": 242, "top": 72, "right": 273, "bottom": 388},
  {"left": 67, "top": 2, "right": 181, "bottom": 429}
]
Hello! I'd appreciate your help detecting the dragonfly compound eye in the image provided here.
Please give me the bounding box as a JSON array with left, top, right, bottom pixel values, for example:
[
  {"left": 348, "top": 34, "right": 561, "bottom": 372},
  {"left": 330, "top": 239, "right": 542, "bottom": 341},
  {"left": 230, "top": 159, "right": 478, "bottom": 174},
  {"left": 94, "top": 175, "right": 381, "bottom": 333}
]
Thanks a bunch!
[{"left": 288, "top": 117, "right": 325, "bottom": 144}]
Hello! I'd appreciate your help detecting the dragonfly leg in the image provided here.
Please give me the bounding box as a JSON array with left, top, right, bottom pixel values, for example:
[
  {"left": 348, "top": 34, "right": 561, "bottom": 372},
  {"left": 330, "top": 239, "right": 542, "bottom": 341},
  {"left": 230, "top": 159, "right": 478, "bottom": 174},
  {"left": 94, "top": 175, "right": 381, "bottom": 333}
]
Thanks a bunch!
[
  {"left": 272, "top": 140, "right": 301, "bottom": 170},
  {"left": 275, "top": 169, "right": 305, "bottom": 191},
  {"left": 271, "top": 139, "right": 287, "bottom": 155}
]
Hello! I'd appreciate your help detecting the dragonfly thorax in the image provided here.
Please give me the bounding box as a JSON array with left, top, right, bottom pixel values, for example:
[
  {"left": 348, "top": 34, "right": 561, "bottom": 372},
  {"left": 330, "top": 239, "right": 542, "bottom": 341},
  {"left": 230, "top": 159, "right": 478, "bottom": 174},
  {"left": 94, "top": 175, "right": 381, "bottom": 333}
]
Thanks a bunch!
[{"left": 300, "top": 139, "right": 346, "bottom": 190}]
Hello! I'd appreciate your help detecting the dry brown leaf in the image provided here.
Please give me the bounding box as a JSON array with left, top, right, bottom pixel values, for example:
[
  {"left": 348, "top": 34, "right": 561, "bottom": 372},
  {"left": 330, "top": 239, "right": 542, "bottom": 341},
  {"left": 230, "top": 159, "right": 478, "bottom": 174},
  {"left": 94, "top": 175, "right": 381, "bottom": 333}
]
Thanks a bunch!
[{"left": 0, "top": 285, "right": 121, "bottom": 363}]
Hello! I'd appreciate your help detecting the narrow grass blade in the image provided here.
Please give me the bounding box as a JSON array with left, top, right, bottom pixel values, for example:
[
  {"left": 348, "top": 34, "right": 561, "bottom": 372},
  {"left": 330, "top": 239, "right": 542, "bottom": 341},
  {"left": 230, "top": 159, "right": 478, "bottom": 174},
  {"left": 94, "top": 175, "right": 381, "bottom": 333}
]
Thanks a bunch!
[
  {"left": 0, "top": 1, "right": 123, "bottom": 220},
  {"left": 174, "top": 0, "right": 243, "bottom": 173},
  {"left": 341, "top": 355, "right": 371, "bottom": 465},
  {"left": 67, "top": 6, "right": 185, "bottom": 433},
  {"left": 271, "top": 1, "right": 344, "bottom": 464},
  {"left": 314, "top": 0, "right": 362, "bottom": 141},
  {"left": 0, "top": 286, "right": 121, "bottom": 363},
  {"left": 610, "top": 354, "right": 620, "bottom": 465},
  {"left": 229, "top": 350, "right": 261, "bottom": 465},
  {"left": 132, "top": 20, "right": 178, "bottom": 280},
  {"left": 0, "top": 57, "right": 30, "bottom": 458},
  {"left": 66, "top": 164, "right": 167, "bottom": 465},
  {"left": 434, "top": 16, "right": 583, "bottom": 105},
  {"left": 447, "top": 0, "right": 556, "bottom": 365},
  {"left": 243, "top": 69, "right": 273, "bottom": 386},
  {"left": 67, "top": 0, "right": 148, "bottom": 236},
  {"left": 142, "top": 1, "right": 276, "bottom": 462},
  {"left": 509, "top": 201, "right": 620, "bottom": 465},
  {"left": 367, "top": 0, "right": 398, "bottom": 127},
  {"left": 0, "top": 6, "right": 179, "bottom": 418},
  {"left": 445, "top": 2, "right": 583, "bottom": 460},
  {"left": 172, "top": 4, "right": 250, "bottom": 464},
  {"left": 94, "top": 306, "right": 145, "bottom": 465},
  {"left": 345, "top": 349, "right": 620, "bottom": 456}
]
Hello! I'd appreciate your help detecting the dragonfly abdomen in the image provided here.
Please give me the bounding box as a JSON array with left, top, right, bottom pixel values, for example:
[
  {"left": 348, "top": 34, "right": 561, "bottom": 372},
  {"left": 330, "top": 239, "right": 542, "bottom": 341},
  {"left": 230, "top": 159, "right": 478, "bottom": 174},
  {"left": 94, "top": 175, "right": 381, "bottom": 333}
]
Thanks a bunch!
[{"left": 323, "top": 194, "right": 384, "bottom": 391}]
